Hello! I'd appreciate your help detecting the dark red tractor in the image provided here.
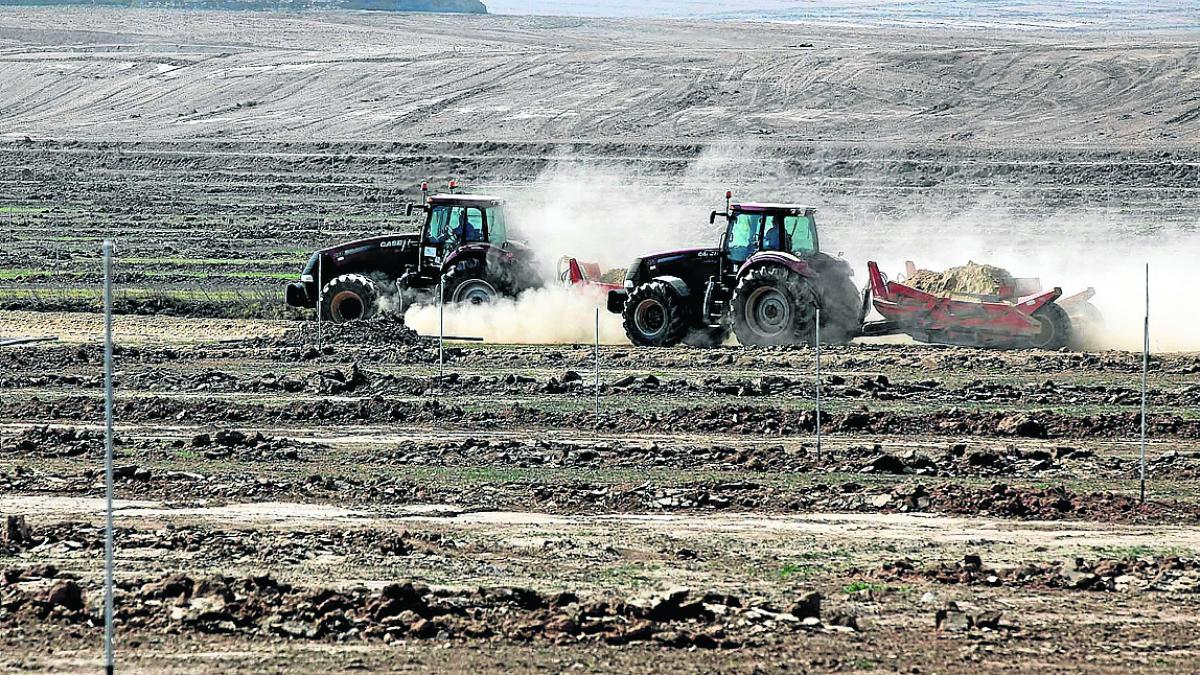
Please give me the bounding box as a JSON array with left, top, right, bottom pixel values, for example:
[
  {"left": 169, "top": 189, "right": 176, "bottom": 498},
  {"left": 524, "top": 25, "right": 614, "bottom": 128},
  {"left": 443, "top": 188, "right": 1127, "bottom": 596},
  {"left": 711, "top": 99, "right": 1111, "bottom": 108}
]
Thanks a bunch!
[{"left": 604, "top": 193, "right": 865, "bottom": 347}]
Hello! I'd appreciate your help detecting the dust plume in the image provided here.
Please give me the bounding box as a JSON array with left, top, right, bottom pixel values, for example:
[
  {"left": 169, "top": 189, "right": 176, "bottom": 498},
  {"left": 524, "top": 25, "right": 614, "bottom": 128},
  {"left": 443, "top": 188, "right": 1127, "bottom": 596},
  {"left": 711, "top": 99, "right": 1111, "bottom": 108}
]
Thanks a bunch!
[
  {"left": 405, "top": 146, "right": 760, "bottom": 345},
  {"left": 500, "top": 154, "right": 720, "bottom": 273},
  {"left": 404, "top": 286, "right": 627, "bottom": 344}
]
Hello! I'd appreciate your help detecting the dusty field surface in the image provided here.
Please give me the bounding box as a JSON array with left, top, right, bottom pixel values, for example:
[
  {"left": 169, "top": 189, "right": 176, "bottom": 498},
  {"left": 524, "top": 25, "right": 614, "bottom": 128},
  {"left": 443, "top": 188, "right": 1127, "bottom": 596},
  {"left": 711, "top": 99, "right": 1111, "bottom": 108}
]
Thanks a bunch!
[
  {"left": 1, "top": 7, "right": 1199, "bottom": 674},
  {"left": 2, "top": 314, "right": 1199, "bottom": 673}
]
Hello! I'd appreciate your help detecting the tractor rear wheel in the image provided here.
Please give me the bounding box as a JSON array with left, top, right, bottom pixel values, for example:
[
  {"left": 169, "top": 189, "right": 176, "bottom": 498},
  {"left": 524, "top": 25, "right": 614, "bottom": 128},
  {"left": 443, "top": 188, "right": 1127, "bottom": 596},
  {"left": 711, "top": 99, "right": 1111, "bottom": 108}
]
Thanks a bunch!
[
  {"left": 732, "top": 266, "right": 817, "bottom": 347},
  {"left": 1027, "top": 302, "right": 1072, "bottom": 350},
  {"left": 443, "top": 259, "right": 506, "bottom": 306},
  {"left": 321, "top": 274, "right": 379, "bottom": 323},
  {"left": 816, "top": 273, "right": 864, "bottom": 344},
  {"left": 623, "top": 280, "right": 689, "bottom": 347}
]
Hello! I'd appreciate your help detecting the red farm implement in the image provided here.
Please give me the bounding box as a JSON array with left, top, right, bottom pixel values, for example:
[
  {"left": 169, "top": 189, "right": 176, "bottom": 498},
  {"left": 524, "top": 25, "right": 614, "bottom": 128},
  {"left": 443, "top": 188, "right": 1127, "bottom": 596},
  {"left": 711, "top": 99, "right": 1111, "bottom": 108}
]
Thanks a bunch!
[{"left": 863, "top": 261, "right": 1098, "bottom": 350}]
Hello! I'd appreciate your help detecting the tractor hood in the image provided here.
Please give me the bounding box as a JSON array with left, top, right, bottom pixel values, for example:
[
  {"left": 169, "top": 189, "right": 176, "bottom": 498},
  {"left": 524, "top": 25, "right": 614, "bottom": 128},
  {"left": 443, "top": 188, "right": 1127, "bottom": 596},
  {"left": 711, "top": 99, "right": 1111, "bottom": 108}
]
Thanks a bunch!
[
  {"left": 318, "top": 234, "right": 417, "bottom": 259},
  {"left": 640, "top": 247, "right": 719, "bottom": 269},
  {"left": 626, "top": 247, "right": 722, "bottom": 290}
]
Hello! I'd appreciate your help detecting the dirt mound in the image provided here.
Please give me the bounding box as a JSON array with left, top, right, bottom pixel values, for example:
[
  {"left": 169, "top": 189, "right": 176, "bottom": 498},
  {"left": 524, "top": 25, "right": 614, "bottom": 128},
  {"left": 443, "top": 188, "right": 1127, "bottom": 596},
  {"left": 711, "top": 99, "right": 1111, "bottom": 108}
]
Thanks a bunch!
[
  {"left": 241, "top": 315, "right": 430, "bottom": 350},
  {"left": 907, "top": 261, "right": 1016, "bottom": 296},
  {"left": 0, "top": 426, "right": 110, "bottom": 458},
  {"left": 600, "top": 268, "right": 627, "bottom": 284},
  {"left": 869, "top": 553, "right": 1200, "bottom": 593},
  {"left": 184, "top": 429, "right": 324, "bottom": 462},
  {"left": 1, "top": 569, "right": 836, "bottom": 648}
]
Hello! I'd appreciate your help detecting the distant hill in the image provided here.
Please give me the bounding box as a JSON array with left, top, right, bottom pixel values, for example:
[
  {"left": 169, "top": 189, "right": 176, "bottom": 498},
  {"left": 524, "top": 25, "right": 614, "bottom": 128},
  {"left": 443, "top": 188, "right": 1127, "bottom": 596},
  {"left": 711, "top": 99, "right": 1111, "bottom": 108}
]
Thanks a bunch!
[{"left": 0, "top": 0, "right": 487, "bottom": 12}]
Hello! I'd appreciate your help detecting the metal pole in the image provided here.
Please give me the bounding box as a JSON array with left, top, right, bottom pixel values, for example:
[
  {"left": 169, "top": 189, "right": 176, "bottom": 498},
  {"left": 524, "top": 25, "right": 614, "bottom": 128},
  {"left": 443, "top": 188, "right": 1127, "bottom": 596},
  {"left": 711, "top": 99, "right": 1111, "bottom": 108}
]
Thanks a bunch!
[
  {"left": 1140, "top": 263, "right": 1149, "bottom": 503},
  {"left": 316, "top": 255, "right": 323, "bottom": 350},
  {"left": 815, "top": 307, "right": 822, "bottom": 458},
  {"left": 438, "top": 276, "right": 445, "bottom": 386},
  {"left": 594, "top": 307, "right": 600, "bottom": 429},
  {"left": 102, "top": 240, "right": 115, "bottom": 675}
]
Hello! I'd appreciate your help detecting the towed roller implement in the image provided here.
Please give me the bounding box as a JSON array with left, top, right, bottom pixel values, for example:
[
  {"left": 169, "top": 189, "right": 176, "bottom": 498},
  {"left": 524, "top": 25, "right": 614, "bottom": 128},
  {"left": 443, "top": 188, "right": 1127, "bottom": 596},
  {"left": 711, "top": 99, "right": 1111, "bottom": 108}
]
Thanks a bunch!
[{"left": 863, "top": 261, "right": 1087, "bottom": 350}]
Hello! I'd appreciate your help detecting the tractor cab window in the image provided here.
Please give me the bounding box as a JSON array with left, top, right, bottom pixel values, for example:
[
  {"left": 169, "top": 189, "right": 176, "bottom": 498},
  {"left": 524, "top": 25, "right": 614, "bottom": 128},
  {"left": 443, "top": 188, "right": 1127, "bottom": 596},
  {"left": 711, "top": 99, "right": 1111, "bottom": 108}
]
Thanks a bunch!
[
  {"left": 762, "top": 215, "right": 786, "bottom": 251},
  {"left": 783, "top": 214, "right": 817, "bottom": 255},
  {"left": 485, "top": 206, "right": 506, "bottom": 245},
  {"left": 726, "top": 213, "right": 762, "bottom": 263},
  {"left": 427, "top": 205, "right": 486, "bottom": 245}
]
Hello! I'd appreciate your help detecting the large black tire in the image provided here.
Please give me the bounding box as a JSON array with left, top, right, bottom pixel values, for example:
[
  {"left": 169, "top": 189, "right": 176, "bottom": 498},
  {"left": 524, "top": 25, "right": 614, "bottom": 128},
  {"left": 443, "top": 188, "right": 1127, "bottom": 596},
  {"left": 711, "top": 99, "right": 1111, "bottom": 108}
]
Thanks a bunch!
[
  {"left": 622, "top": 280, "right": 689, "bottom": 347},
  {"left": 442, "top": 258, "right": 506, "bottom": 306},
  {"left": 1027, "top": 302, "right": 1072, "bottom": 350},
  {"left": 321, "top": 274, "right": 379, "bottom": 323},
  {"left": 816, "top": 273, "right": 864, "bottom": 344},
  {"left": 731, "top": 266, "right": 817, "bottom": 346}
]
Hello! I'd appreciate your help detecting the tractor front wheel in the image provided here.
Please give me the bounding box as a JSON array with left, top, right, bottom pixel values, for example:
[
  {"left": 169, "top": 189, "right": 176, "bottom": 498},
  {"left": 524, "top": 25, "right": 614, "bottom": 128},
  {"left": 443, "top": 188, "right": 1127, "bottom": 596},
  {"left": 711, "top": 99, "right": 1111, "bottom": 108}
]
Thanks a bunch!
[
  {"left": 732, "top": 266, "right": 817, "bottom": 346},
  {"left": 321, "top": 274, "right": 380, "bottom": 323},
  {"left": 623, "top": 281, "right": 689, "bottom": 347}
]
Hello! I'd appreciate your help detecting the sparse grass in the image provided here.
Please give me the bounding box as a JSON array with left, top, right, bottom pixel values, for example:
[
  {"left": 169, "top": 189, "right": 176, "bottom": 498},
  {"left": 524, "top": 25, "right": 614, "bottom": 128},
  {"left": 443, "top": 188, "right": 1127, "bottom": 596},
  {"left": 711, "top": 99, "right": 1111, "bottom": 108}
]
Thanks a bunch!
[
  {"left": 842, "top": 581, "right": 885, "bottom": 594},
  {"left": 842, "top": 581, "right": 913, "bottom": 596},
  {"left": 1092, "top": 545, "right": 1196, "bottom": 559},
  {"left": 778, "top": 562, "right": 816, "bottom": 580},
  {"left": 122, "top": 257, "right": 305, "bottom": 267},
  {"left": 0, "top": 268, "right": 52, "bottom": 280},
  {"left": 0, "top": 285, "right": 304, "bottom": 320}
]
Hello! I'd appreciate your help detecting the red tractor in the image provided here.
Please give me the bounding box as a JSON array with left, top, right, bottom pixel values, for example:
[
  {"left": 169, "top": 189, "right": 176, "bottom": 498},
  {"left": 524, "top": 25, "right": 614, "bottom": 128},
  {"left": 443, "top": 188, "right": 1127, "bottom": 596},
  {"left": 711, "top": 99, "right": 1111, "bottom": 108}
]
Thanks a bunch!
[{"left": 603, "top": 193, "right": 865, "bottom": 347}]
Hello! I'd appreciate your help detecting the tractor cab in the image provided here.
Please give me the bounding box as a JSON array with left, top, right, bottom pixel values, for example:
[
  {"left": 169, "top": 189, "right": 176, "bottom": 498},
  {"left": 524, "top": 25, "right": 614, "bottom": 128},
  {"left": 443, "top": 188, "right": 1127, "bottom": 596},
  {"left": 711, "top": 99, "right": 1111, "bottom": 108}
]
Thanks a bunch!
[
  {"left": 417, "top": 193, "right": 508, "bottom": 272},
  {"left": 713, "top": 202, "right": 819, "bottom": 270},
  {"left": 400, "top": 184, "right": 542, "bottom": 305}
]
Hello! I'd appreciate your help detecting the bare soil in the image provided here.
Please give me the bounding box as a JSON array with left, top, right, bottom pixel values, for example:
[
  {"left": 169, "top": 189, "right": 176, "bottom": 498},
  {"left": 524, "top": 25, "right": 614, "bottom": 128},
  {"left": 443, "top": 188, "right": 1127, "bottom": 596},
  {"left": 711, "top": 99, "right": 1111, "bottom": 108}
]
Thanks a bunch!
[
  {"left": 1, "top": 8, "right": 1199, "bottom": 673},
  {"left": 2, "top": 312, "right": 1199, "bottom": 673}
]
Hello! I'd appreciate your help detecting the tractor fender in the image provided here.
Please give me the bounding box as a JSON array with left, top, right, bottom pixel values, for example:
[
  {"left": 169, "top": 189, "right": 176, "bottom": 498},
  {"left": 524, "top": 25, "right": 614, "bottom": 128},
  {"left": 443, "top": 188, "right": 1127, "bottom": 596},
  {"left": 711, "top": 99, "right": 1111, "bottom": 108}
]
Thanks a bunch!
[
  {"left": 736, "top": 252, "right": 817, "bottom": 281},
  {"left": 646, "top": 275, "right": 691, "bottom": 298},
  {"left": 441, "top": 243, "right": 511, "bottom": 274}
]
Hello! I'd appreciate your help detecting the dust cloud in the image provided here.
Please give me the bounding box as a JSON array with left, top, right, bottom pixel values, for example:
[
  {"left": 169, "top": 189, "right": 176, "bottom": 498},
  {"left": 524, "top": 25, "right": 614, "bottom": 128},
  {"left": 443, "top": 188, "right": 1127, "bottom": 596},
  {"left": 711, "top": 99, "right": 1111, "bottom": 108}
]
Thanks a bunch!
[
  {"left": 409, "top": 149, "right": 1197, "bottom": 352},
  {"left": 404, "top": 286, "right": 627, "bottom": 344},
  {"left": 403, "top": 148, "right": 754, "bottom": 345}
]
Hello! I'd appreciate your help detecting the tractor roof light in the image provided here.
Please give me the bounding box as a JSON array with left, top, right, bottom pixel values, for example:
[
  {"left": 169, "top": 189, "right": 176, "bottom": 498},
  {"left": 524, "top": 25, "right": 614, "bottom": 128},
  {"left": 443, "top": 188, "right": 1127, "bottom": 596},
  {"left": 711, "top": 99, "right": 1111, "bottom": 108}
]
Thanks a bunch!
[{"left": 449, "top": 180, "right": 459, "bottom": 192}]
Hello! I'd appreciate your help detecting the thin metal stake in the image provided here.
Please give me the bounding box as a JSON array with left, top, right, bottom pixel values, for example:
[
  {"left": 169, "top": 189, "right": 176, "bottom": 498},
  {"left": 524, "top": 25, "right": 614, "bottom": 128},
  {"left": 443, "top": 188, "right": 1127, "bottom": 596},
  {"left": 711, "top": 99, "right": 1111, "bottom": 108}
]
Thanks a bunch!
[
  {"left": 102, "top": 240, "right": 115, "bottom": 675},
  {"left": 594, "top": 307, "right": 600, "bottom": 429},
  {"left": 316, "top": 255, "right": 323, "bottom": 351},
  {"left": 438, "top": 276, "right": 445, "bottom": 387},
  {"left": 1140, "top": 263, "right": 1149, "bottom": 503},
  {"left": 815, "top": 307, "right": 822, "bottom": 459}
]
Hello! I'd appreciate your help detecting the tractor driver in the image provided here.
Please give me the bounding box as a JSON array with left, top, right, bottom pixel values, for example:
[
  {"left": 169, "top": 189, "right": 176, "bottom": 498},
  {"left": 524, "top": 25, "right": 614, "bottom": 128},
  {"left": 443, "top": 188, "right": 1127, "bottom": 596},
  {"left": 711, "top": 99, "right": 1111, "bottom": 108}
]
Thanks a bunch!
[
  {"left": 762, "top": 214, "right": 784, "bottom": 251},
  {"left": 461, "top": 208, "right": 483, "bottom": 242}
]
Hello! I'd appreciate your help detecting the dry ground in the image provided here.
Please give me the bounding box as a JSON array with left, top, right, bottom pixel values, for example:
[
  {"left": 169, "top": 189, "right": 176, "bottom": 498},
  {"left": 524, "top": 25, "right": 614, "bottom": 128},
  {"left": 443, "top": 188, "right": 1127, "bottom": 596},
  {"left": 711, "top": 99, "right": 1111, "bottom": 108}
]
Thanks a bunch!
[
  {"left": 2, "top": 314, "right": 1199, "bottom": 673},
  {"left": 1, "top": 8, "right": 1198, "bottom": 674}
]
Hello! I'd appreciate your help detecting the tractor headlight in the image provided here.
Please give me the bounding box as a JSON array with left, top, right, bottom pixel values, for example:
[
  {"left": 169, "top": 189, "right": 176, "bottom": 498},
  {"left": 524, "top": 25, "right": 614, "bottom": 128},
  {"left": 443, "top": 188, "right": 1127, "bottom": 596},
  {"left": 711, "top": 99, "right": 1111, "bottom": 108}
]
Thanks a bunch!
[{"left": 300, "top": 274, "right": 314, "bottom": 283}]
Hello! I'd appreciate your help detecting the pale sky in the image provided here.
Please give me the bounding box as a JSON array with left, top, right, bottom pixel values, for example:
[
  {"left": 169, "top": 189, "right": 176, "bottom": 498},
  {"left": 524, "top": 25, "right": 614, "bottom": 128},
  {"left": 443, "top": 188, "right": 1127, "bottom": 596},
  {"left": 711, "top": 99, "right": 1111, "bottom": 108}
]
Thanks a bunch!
[{"left": 482, "top": 1, "right": 1198, "bottom": 30}]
